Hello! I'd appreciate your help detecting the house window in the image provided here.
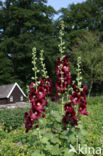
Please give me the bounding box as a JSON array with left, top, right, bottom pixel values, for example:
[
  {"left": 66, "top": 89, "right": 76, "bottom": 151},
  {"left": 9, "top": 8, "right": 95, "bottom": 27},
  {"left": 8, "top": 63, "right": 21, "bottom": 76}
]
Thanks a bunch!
[
  {"left": 20, "top": 96, "right": 23, "bottom": 101},
  {"left": 10, "top": 96, "right": 13, "bottom": 102}
]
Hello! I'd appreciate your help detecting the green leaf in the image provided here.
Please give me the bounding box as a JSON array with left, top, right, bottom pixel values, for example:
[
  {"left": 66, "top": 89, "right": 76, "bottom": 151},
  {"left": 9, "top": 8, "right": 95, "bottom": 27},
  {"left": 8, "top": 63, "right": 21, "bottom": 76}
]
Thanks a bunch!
[{"left": 41, "top": 137, "right": 49, "bottom": 144}]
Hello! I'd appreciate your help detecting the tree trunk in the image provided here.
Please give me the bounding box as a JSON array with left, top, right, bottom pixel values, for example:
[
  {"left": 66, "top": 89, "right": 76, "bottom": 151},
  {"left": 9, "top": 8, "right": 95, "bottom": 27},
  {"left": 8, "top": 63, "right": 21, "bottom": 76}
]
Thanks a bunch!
[{"left": 88, "top": 80, "right": 93, "bottom": 98}]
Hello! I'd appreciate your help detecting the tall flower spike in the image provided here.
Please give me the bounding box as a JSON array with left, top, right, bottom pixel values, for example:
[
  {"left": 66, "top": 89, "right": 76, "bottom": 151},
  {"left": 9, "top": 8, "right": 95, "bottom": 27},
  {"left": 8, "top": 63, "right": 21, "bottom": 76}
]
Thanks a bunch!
[
  {"left": 40, "top": 50, "right": 49, "bottom": 79},
  {"left": 58, "top": 21, "right": 66, "bottom": 60},
  {"left": 76, "top": 57, "right": 82, "bottom": 89},
  {"left": 31, "top": 47, "right": 40, "bottom": 90}
]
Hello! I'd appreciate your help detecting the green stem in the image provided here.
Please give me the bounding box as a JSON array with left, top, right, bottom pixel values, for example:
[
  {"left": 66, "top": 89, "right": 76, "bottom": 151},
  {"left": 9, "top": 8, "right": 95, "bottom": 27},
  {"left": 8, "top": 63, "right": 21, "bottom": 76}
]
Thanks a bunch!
[
  {"left": 61, "top": 96, "right": 64, "bottom": 115},
  {"left": 38, "top": 127, "right": 41, "bottom": 139}
]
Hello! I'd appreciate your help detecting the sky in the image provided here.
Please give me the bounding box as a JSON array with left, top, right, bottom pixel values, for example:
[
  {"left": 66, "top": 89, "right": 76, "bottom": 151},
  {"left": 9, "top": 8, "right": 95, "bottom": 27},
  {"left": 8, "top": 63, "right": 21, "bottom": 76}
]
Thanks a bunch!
[
  {"left": 47, "top": 0, "right": 86, "bottom": 11},
  {"left": 1, "top": 0, "right": 86, "bottom": 10},
  {"left": 47, "top": 0, "right": 86, "bottom": 19}
]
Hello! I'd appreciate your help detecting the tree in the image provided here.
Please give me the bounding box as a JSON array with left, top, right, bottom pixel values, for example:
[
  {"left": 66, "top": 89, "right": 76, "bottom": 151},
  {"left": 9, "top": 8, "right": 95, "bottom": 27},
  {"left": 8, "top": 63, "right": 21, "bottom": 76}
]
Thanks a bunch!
[
  {"left": 0, "top": 0, "right": 56, "bottom": 88},
  {"left": 0, "top": 51, "right": 14, "bottom": 85},
  {"left": 72, "top": 31, "right": 103, "bottom": 97}
]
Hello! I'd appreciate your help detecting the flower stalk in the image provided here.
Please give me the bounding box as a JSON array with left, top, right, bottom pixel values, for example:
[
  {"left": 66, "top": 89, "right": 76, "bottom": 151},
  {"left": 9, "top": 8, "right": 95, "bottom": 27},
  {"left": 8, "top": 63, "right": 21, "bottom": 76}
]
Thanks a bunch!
[
  {"left": 31, "top": 47, "right": 40, "bottom": 91},
  {"left": 40, "top": 49, "right": 49, "bottom": 79}
]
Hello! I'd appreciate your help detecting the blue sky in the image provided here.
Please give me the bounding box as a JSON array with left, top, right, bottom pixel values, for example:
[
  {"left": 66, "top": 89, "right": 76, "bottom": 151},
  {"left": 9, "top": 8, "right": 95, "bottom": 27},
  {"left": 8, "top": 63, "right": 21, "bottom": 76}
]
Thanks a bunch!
[
  {"left": 47, "top": 0, "right": 86, "bottom": 11},
  {"left": 1, "top": 0, "right": 86, "bottom": 10}
]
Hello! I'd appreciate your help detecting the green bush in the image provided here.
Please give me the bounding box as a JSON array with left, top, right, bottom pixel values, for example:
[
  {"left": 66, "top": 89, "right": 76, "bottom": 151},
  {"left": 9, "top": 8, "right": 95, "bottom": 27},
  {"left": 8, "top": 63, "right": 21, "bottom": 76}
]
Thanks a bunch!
[{"left": 0, "top": 107, "right": 30, "bottom": 132}]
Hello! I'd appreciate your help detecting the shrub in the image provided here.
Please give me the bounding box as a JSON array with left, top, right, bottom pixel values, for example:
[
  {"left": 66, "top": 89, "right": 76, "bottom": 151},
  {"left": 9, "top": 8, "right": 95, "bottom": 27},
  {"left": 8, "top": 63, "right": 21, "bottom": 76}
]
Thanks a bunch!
[{"left": 0, "top": 107, "right": 29, "bottom": 132}]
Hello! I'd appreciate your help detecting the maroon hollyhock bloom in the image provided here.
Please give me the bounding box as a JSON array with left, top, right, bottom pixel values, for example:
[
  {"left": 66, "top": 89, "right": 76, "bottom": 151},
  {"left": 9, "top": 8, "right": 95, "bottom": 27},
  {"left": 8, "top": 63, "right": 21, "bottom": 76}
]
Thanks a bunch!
[
  {"left": 29, "top": 82, "right": 35, "bottom": 90},
  {"left": 66, "top": 74, "right": 72, "bottom": 85},
  {"left": 62, "top": 62, "right": 70, "bottom": 73},
  {"left": 71, "top": 116, "right": 78, "bottom": 126},
  {"left": 42, "top": 114, "right": 46, "bottom": 118},
  {"left": 36, "top": 86, "right": 46, "bottom": 99},
  {"left": 65, "top": 107, "right": 76, "bottom": 117},
  {"left": 25, "top": 116, "right": 34, "bottom": 133},
  {"left": 57, "top": 73, "right": 68, "bottom": 81},
  {"left": 35, "top": 124, "right": 39, "bottom": 128},
  {"left": 29, "top": 90, "right": 37, "bottom": 104},
  {"left": 32, "top": 102, "right": 43, "bottom": 111},
  {"left": 56, "top": 66, "right": 62, "bottom": 76},
  {"left": 79, "top": 101, "right": 88, "bottom": 115},
  {"left": 64, "top": 102, "right": 72, "bottom": 111},
  {"left": 33, "top": 98, "right": 47, "bottom": 109},
  {"left": 70, "top": 92, "right": 81, "bottom": 104},
  {"left": 63, "top": 55, "right": 69, "bottom": 63},
  {"left": 56, "top": 56, "right": 61, "bottom": 64},
  {"left": 53, "top": 130, "right": 57, "bottom": 134},
  {"left": 62, "top": 107, "right": 77, "bottom": 126},
  {"left": 30, "top": 108, "right": 41, "bottom": 120},
  {"left": 40, "top": 78, "right": 53, "bottom": 97},
  {"left": 42, "top": 85, "right": 49, "bottom": 95},
  {"left": 24, "top": 112, "right": 29, "bottom": 119},
  {"left": 41, "top": 78, "right": 52, "bottom": 87},
  {"left": 62, "top": 115, "right": 69, "bottom": 125},
  {"left": 56, "top": 80, "right": 66, "bottom": 92},
  {"left": 80, "top": 86, "right": 87, "bottom": 100},
  {"left": 72, "top": 84, "right": 80, "bottom": 93}
]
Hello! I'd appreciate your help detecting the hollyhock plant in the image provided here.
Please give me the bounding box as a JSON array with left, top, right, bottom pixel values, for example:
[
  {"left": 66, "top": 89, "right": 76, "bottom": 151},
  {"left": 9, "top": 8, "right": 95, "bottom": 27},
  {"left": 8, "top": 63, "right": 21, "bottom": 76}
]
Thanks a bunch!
[
  {"left": 24, "top": 48, "right": 52, "bottom": 133},
  {"left": 56, "top": 55, "right": 72, "bottom": 97},
  {"left": 24, "top": 21, "right": 89, "bottom": 156}
]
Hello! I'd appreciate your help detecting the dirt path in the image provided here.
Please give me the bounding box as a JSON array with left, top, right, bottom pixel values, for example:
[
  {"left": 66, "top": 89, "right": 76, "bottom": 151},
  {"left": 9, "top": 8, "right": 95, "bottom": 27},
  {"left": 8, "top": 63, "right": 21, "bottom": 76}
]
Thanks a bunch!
[{"left": 0, "top": 102, "right": 30, "bottom": 109}]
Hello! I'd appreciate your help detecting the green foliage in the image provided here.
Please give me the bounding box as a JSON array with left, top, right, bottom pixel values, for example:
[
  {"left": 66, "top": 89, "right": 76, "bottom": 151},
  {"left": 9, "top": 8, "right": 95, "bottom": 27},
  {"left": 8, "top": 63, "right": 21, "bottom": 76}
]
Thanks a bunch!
[
  {"left": 0, "top": 107, "right": 30, "bottom": 132},
  {"left": 0, "top": 97, "right": 103, "bottom": 155},
  {"left": 0, "top": 52, "right": 14, "bottom": 85},
  {"left": 72, "top": 31, "right": 103, "bottom": 96},
  {"left": 0, "top": 0, "right": 56, "bottom": 88}
]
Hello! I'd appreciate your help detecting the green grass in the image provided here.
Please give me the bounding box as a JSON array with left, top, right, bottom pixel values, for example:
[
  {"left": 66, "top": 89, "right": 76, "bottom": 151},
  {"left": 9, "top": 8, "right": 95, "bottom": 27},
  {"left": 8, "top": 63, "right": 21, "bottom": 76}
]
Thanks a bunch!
[{"left": 82, "top": 96, "right": 103, "bottom": 147}]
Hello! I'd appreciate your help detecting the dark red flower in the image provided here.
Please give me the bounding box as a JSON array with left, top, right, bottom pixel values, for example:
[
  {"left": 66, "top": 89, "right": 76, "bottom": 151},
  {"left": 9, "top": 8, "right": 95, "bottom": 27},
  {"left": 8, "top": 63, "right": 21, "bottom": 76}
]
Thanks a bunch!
[
  {"left": 70, "top": 92, "right": 81, "bottom": 104},
  {"left": 66, "top": 74, "right": 72, "bottom": 85},
  {"left": 79, "top": 101, "right": 88, "bottom": 115},
  {"left": 29, "top": 82, "right": 35, "bottom": 90},
  {"left": 24, "top": 112, "right": 29, "bottom": 119},
  {"left": 32, "top": 98, "right": 47, "bottom": 110},
  {"left": 53, "top": 130, "right": 57, "bottom": 134},
  {"left": 62, "top": 110, "right": 77, "bottom": 126},
  {"left": 71, "top": 116, "right": 78, "bottom": 126},
  {"left": 37, "top": 86, "right": 46, "bottom": 99},
  {"left": 72, "top": 84, "right": 80, "bottom": 93},
  {"left": 62, "top": 115, "right": 69, "bottom": 125},
  {"left": 35, "top": 124, "right": 39, "bottom": 128},
  {"left": 25, "top": 116, "right": 34, "bottom": 133},
  {"left": 29, "top": 90, "right": 37, "bottom": 104},
  {"left": 80, "top": 86, "right": 87, "bottom": 100},
  {"left": 56, "top": 80, "right": 66, "bottom": 92},
  {"left": 30, "top": 108, "right": 41, "bottom": 120},
  {"left": 42, "top": 114, "right": 46, "bottom": 118},
  {"left": 42, "top": 85, "right": 49, "bottom": 95},
  {"left": 65, "top": 107, "right": 76, "bottom": 118},
  {"left": 40, "top": 78, "right": 52, "bottom": 88},
  {"left": 64, "top": 103, "right": 72, "bottom": 111},
  {"left": 62, "top": 62, "right": 70, "bottom": 73},
  {"left": 63, "top": 55, "right": 69, "bottom": 63},
  {"left": 56, "top": 56, "right": 61, "bottom": 64}
]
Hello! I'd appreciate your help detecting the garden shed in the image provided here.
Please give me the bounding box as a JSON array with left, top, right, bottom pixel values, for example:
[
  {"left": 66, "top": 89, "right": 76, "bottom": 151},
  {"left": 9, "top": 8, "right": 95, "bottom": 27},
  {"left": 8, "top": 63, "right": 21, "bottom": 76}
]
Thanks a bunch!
[{"left": 0, "top": 83, "right": 26, "bottom": 104}]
